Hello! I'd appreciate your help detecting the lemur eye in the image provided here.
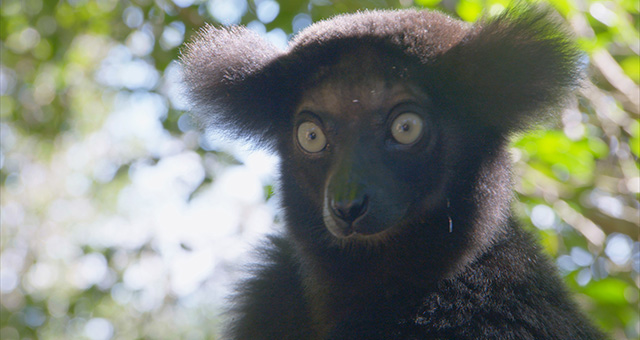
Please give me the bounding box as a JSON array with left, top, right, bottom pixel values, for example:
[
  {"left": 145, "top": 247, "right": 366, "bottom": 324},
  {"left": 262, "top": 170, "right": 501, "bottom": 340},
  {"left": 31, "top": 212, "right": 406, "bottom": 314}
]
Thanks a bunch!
[
  {"left": 297, "top": 121, "right": 327, "bottom": 153},
  {"left": 391, "top": 112, "right": 423, "bottom": 145}
]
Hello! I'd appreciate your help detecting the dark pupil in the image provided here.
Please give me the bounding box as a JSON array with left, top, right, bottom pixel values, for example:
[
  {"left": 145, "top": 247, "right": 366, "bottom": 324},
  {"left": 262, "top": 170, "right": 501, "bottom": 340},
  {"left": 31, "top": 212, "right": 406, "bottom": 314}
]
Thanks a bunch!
[
  {"left": 308, "top": 131, "right": 316, "bottom": 140},
  {"left": 401, "top": 123, "right": 410, "bottom": 132}
]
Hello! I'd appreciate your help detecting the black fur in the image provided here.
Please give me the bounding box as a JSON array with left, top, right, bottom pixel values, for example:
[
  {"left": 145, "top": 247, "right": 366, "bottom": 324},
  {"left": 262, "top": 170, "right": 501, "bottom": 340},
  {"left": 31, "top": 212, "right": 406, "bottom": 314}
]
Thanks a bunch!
[{"left": 182, "top": 4, "right": 604, "bottom": 340}]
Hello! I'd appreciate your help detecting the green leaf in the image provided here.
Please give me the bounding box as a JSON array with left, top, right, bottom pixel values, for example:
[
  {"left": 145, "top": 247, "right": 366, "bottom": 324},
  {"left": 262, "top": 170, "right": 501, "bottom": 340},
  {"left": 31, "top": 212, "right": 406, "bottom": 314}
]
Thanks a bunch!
[
  {"left": 620, "top": 56, "right": 640, "bottom": 83},
  {"left": 456, "top": 0, "right": 483, "bottom": 22},
  {"left": 630, "top": 120, "right": 640, "bottom": 157},
  {"left": 415, "top": 0, "right": 442, "bottom": 7},
  {"left": 539, "top": 229, "right": 559, "bottom": 256},
  {"left": 581, "top": 279, "right": 630, "bottom": 306}
]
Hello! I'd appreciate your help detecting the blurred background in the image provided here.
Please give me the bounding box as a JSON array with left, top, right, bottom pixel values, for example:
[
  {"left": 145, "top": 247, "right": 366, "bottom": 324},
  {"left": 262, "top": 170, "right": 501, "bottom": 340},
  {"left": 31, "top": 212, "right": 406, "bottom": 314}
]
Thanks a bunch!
[{"left": 0, "top": 0, "right": 638, "bottom": 339}]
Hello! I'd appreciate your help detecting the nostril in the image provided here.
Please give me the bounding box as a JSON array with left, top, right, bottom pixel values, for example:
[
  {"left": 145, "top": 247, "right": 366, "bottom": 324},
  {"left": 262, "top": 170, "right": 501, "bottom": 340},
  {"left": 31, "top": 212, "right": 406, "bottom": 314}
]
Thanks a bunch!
[{"left": 331, "top": 195, "right": 369, "bottom": 223}]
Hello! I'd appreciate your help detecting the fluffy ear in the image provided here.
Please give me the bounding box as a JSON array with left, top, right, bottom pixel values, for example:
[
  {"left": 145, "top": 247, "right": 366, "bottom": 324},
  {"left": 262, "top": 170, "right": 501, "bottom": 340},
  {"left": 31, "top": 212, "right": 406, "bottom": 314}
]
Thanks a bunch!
[
  {"left": 180, "top": 25, "right": 285, "bottom": 148},
  {"left": 439, "top": 4, "right": 583, "bottom": 133}
]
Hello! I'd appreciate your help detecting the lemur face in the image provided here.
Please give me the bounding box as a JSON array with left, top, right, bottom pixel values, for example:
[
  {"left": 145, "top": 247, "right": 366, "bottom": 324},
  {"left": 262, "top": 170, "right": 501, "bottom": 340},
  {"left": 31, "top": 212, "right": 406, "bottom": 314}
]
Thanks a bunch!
[{"left": 289, "top": 72, "right": 447, "bottom": 239}]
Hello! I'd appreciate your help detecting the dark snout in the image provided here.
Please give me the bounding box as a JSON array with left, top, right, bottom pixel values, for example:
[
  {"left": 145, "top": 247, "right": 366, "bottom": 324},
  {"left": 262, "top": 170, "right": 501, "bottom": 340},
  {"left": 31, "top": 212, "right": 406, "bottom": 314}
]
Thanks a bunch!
[{"left": 323, "top": 152, "right": 409, "bottom": 238}]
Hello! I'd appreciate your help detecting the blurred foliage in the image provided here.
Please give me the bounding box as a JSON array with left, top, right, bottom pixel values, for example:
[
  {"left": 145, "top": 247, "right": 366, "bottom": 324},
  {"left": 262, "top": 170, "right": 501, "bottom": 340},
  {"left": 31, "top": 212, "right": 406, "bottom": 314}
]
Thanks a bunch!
[{"left": 1, "top": 0, "right": 638, "bottom": 339}]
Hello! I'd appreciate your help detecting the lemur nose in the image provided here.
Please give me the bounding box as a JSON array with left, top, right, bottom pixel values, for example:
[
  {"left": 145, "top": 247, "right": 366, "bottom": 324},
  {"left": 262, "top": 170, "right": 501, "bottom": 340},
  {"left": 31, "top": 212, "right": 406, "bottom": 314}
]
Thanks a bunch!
[{"left": 330, "top": 195, "right": 369, "bottom": 224}]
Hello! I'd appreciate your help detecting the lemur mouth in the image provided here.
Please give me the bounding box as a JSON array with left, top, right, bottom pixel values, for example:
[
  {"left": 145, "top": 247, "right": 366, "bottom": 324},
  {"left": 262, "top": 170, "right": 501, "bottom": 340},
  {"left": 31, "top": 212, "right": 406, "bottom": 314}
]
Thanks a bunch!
[{"left": 322, "top": 194, "right": 393, "bottom": 238}]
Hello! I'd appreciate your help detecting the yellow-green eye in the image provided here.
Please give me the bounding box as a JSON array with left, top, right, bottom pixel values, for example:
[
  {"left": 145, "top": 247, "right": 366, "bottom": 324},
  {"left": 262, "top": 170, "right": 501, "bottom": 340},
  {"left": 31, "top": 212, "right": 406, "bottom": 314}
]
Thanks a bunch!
[
  {"left": 391, "top": 112, "right": 423, "bottom": 145},
  {"left": 297, "top": 121, "right": 327, "bottom": 153}
]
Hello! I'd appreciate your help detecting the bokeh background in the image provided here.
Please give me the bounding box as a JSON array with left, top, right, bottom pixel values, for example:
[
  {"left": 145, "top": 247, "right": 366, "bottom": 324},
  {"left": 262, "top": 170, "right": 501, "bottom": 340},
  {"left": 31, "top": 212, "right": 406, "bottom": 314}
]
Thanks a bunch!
[{"left": 1, "top": 0, "right": 638, "bottom": 339}]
